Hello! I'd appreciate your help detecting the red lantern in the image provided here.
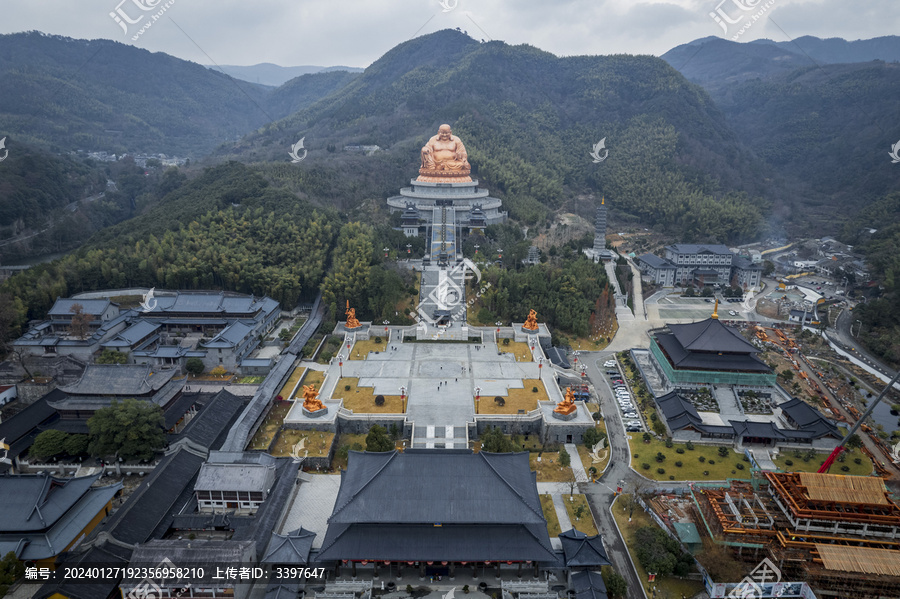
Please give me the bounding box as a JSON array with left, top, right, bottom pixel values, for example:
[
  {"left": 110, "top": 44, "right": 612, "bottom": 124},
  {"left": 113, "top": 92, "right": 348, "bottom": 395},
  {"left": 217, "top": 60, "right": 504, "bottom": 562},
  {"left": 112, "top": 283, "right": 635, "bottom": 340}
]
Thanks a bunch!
[
  {"left": 441, "top": 561, "right": 448, "bottom": 566},
  {"left": 484, "top": 561, "right": 491, "bottom": 565},
  {"left": 361, "top": 560, "right": 368, "bottom": 565},
  {"left": 384, "top": 561, "right": 390, "bottom": 565},
  {"left": 461, "top": 562, "right": 467, "bottom": 565},
  {"left": 407, "top": 562, "right": 414, "bottom": 566},
  {"left": 427, "top": 561, "right": 434, "bottom": 565},
  {"left": 342, "top": 560, "right": 348, "bottom": 564},
  {"left": 507, "top": 561, "right": 513, "bottom": 565}
]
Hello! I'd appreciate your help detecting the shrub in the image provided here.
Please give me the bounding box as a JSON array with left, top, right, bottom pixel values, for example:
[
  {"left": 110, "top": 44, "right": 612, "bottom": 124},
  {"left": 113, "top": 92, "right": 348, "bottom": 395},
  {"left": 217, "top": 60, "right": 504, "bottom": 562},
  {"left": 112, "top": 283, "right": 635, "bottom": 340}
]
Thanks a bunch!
[
  {"left": 642, "top": 463, "right": 651, "bottom": 470},
  {"left": 717, "top": 446, "right": 729, "bottom": 457},
  {"left": 344, "top": 384, "right": 351, "bottom": 391},
  {"left": 655, "top": 452, "right": 666, "bottom": 463},
  {"left": 735, "top": 463, "right": 745, "bottom": 470},
  {"left": 642, "top": 432, "right": 652, "bottom": 443},
  {"left": 708, "top": 459, "right": 716, "bottom": 465},
  {"left": 633, "top": 453, "right": 639, "bottom": 459},
  {"left": 675, "top": 461, "right": 683, "bottom": 468},
  {"left": 669, "top": 475, "right": 675, "bottom": 480},
  {"left": 742, "top": 454, "right": 750, "bottom": 462},
  {"left": 374, "top": 395, "right": 385, "bottom": 406},
  {"left": 463, "top": 586, "right": 470, "bottom": 594},
  {"left": 494, "top": 396, "right": 505, "bottom": 406},
  {"left": 374, "top": 336, "right": 382, "bottom": 344},
  {"left": 675, "top": 448, "right": 685, "bottom": 454},
  {"left": 657, "top": 468, "right": 666, "bottom": 475},
  {"left": 652, "top": 419, "right": 667, "bottom": 436},
  {"left": 784, "top": 459, "right": 794, "bottom": 466},
  {"left": 664, "top": 438, "right": 673, "bottom": 448},
  {"left": 685, "top": 441, "right": 694, "bottom": 450},
  {"left": 854, "top": 457, "right": 862, "bottom": 465},
  {"left": 559, "top": 450, "right": 571, "bottom": 467},
  {"left": 703, "top": 470, "right": 710, "bottom": 476},
  {"left": 407, "top": 586, "right": 414, "bottom": 594},
  {"left": 840, "top": 465, "right": 850, "bottom": 472},
  {"left": 532, "top": 387, "right": 538, "bottom": 393},
  {"left": 698, "top": 456, "right": 706, "bottom": 463},
  {"left": 650, "top": 412, "right": 657, "bottom": 421},
  {"left": 502, "top": 338, "right": 511, "bottom": 345}
]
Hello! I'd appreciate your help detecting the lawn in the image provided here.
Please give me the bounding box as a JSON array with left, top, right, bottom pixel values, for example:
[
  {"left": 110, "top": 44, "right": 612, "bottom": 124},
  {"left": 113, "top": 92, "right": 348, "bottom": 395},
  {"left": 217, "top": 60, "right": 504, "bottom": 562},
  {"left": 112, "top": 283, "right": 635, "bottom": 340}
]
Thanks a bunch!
[
  {"left": 349, "top": 338, "right": 388, "bottom": 360},
  {"left": 540, "top": 494, "right": 562, "bottom": 538},
  {"left": 563, "top": 494, "right": 599, "bottom": 536},
  {"left": 277, "top": 366, "right": 305, "bottom": 399},
  {"left": 498, "top": 341, "right": 533, "bottom": 362},
  {"left": 300, "top": 369, "right": 325, "bottom": 390},
  {"left": 478, "top": 382, "right": 545, "bottom": 415},
  {"left": 529, "top": 451, "right": 576, "bottom": 483},
  {"left": 246, "top": 401, "right": 293, "bottom": 450},
  {"left": 235, "top": 375, "right": 265, "bottom": 384},
  {"left": 611, "top": 494, "right": 706, "bottom": 599},
  {"left": 331, "top": 433, "right": 368, "bottom": 471},
  {"left": 270, "top": 429, "right": 335, "bottom": 458},
  {"left": 773, "top": 446, "right": 874, "bottom": 476},
  {"left": 629, "top": 437, "right": 752, "bottom": 481},
  {"left": 336, "top": 378, "right": 405, "bottom": 413}
]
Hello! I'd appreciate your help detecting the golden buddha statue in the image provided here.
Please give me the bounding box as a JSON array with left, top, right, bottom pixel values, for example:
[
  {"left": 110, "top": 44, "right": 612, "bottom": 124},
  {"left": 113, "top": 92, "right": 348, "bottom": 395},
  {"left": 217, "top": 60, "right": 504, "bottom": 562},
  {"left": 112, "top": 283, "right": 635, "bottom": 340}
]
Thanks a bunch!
[
  {"left": 302, "top": 384, "right": 325, "bottom": 412},
  {"left": 417, "top": 124, "right": 472, "bottom": 182},
  {"left": 523, "top": 309, "right": 539, "bottom": 331},
  {"left": 554, "top": 387, "right": 577, "bottom": 416},
  {"left": 345, "top": 300, "right": 360, "bottom": 329}
]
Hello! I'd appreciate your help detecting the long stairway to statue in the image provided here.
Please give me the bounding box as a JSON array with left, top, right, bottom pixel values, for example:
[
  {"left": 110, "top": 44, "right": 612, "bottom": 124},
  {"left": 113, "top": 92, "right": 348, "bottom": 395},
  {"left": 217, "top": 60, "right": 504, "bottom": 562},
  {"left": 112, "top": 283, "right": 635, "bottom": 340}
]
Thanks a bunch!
[{"left": 428, "top": 206, "right": 458, "bottom": 265}]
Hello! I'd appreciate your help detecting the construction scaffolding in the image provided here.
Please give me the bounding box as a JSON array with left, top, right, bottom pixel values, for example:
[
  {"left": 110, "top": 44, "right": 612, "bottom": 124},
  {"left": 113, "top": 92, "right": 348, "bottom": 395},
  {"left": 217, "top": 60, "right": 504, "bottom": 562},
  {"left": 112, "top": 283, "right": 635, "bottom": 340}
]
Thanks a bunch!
[{"left": 690, "top": 473, "right": 900, "bottom": 598}]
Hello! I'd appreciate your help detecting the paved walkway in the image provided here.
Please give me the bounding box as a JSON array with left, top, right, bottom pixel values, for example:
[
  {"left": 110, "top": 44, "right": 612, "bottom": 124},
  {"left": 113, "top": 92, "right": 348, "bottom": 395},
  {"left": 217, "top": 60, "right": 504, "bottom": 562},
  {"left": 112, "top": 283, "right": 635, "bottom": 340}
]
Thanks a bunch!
[
  {"left": 551, "top": 493, "right": 573, "bottom": 532},
  {"left": 564, "top": 443, "right": 588, "bottom": 481}
]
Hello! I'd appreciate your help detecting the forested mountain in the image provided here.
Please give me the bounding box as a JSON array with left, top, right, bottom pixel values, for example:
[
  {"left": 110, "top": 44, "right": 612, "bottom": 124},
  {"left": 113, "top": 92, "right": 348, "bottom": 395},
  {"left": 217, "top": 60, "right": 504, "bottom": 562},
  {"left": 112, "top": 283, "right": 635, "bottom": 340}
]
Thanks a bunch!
[
  {"left": 209, "top": 63, "right": 363, "bottom": 87},
  {"left": 223, "top": 30, "right": 770, "bottom": 243},
  {"left": 0, "top": 142, "right": 163, "bottom": 262},
  {"left": 662, "top": 35, "right": 900, "bottom": 89},
  {"left": 266, "top": 71, "right": 360, "bottom": 119}
]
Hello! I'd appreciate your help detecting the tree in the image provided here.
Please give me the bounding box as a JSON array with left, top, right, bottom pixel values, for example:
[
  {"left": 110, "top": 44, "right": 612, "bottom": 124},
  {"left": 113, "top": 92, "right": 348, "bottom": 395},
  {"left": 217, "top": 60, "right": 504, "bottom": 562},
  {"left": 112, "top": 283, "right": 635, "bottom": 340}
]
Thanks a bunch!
[
  {"left": 763, "top": 260, "right": 775, "bottom": 276},
  {"left": 68, "top": 303, "right": 94, "bottom": 339},
  {"left": 97, "top": 349, "right": 128, "bottom": 364},
  {"left": 480, "top": 427, "right": 517, "bottom": 453},
  {"left": 634, "top": 526, "right": 693, "bottom": 577},
  {"left": 365, "top": 424, "right": 394, "bottom": 452},
  {"left": 559, "top": 448, "right": 571, "bottom": 467},
  {"left": 602, "top": 569, "right": 628, "bottom": 599},
  {"left": 64, "top": 434, "right": 90, "bottom": 456},
  {"left": 845, "top": 433, "right": 863, "bottom": 449},
  {"left": 583, "top": 427, "right": 604, "bottom": 449},
  {"left": 30, "top": 429, "right": 69, "bottom": 460},
  {"left": 185, "top": 357, "right": 204, "bottom": 375},
  {"left": 210, "top": 365, "right": 227, "bottom": 377},
  {"left": 0, "top": 551, "right": 25, "bottom": 596},
  {"left": 88, "top": 398, "right": 166, "bottom": 461},
  {"left": 780, "top": 369, "right": 795, "bottom": 382}
]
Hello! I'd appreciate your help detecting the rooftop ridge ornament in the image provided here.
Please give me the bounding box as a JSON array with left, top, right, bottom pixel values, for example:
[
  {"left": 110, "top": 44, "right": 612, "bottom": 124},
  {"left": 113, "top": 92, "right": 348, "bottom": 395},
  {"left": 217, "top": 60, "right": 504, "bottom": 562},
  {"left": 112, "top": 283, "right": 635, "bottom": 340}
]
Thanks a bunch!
[{"left": 417, "top": 124, "right": 472, "bottom": 183}]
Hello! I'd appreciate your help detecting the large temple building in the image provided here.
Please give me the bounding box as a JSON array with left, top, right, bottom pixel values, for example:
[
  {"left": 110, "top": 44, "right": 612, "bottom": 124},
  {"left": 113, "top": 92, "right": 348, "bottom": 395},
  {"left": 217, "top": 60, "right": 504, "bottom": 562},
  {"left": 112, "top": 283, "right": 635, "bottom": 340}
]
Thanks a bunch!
[{"left": 648, "top": 304, "right": 775, "bottom": 388}]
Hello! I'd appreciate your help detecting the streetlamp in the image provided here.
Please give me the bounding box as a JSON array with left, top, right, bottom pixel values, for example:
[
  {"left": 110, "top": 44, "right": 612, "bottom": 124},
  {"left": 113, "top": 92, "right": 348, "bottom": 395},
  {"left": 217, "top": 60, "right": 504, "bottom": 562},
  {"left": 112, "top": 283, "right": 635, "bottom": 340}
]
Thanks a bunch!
[
  {"left": 338, "top": 355, "right": 344, "bottom": 378},
  {"left": 406, "top": 243, "right": 412, "bottom": 257},
  {"left": 538, "top": 357, "right": 543, "bottom": 375},
  {"left": 383, "top": 319, "right": 390, "bottom": 338},
  {"left": 384, "top": 247, "right": 389, "bottom": 258},
  {"left": 474, "top": 386, "right": 481, "bottom": 414},
  {"left": 400, "top": 386, "right": 406, "bottom": 413},
  {"left": 495, "top": 321, "right": 502, "bottom": 334},
  {"left": 573, "top": 350, "right": 580, "bottom": 369},
  {"left": 474, "top": 244, "right": 480, "bottom": 256},
  {"left": 497, "top": 248, "right": 503, "bottom": 262},
  {"left": 581, "top": 364, "right": 587, "bottom": 379}
]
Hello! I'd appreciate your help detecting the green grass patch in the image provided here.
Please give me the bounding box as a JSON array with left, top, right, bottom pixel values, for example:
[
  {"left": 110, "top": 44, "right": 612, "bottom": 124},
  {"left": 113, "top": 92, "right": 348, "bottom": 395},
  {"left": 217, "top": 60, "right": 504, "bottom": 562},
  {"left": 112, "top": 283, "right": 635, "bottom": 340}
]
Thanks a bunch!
[
  {"left": 563, "top": 494, "right": 598, "bottom": 536},
  {"left": 540, "top": 494, "right": 562, "bottom": 538},
  {"left": 772, "top": 447, "right": 874, "bottom": 475},
  {"left": 629, "top": 437, "right": 750, "bottom": 481}
]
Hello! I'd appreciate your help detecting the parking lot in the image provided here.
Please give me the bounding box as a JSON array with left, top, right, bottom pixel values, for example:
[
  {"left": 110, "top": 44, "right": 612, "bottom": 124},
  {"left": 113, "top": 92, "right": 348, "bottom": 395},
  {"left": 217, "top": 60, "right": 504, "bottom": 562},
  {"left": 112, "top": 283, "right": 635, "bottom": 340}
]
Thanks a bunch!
[{"left": 602, "top": 358, "right": 643, "bottom": 433}]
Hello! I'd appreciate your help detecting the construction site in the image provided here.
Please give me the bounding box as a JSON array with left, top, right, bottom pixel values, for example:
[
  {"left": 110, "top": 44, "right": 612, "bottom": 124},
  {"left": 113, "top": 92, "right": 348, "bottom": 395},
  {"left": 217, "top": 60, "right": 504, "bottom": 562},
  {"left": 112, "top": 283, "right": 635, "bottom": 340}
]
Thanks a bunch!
[{"left": 682, "top": 472, "right": 900, "bottom": 598}]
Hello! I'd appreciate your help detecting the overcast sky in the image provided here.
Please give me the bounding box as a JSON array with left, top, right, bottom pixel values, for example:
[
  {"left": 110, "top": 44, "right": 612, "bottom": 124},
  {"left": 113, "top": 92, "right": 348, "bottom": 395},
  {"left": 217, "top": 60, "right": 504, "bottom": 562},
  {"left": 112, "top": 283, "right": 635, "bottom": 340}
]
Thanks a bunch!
[{"left": 1, "top": 0, "right": 897, "bottom": 68}]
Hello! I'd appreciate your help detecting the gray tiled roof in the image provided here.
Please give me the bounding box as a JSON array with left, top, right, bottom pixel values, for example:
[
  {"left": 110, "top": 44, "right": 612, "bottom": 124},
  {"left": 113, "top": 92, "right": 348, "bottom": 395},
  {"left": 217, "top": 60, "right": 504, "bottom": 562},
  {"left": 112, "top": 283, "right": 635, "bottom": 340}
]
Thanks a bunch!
[
  {"left": 571, "top": 571, "right": 609, "bottom": 599},
  {"left": 638, "top": 253, "right": 675, "bottom": 269},
  {"left": 60, "top": 364, "right": 176, "bottom": 396},
  {"left": 194, "top": 462, "right": 276, "bottom": 493},
  {"left": 202, "top": 321, "right": 255, "bottom": 348},
  {"left": 317, "top": 450, "right": 556, "bottom": 562},
  {"left": 559, "top": 529, "right": 611, "bottom": 567},
  {"left": 48, "top": 298, "right": 115, "bottom": 317},
  {"left": 667, "top": 318, "right": 760, "bottom": 354},
  {"left": 262, "top": 528, "right": 316, "bottom": 564},
  {"left": 0, "top": 472, "right": 101, "bottom": 532},
  {"left": 666, "top": 244, "right": 732, "bottom": 255}
]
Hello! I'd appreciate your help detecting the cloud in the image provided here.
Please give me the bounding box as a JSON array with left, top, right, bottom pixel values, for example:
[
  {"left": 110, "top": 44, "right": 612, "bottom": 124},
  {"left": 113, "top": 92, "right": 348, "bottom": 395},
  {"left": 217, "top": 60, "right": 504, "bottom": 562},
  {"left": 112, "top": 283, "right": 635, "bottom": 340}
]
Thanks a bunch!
[{"left": 0, "top": 0, "right": 897, "bottom": 67}]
